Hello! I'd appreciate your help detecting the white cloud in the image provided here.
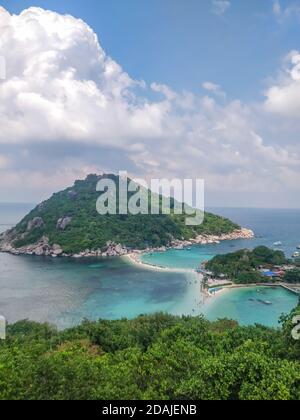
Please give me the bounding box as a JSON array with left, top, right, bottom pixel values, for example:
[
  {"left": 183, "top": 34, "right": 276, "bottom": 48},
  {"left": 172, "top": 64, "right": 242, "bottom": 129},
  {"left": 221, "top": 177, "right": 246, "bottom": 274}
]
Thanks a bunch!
[
  {"left": 212, "top": 0, "right": 231, "bottom": 16},
  {"left": 202, "top": 81, "right": 226, "bottom": 98},
  {"left": 0, "top": 6, "right": 168, "bottom": 148},
  {"left": 264, "top": 50, "right": 300, "bottom": 118},
  {"left": 0, "top": 6, "right": 299, "bottom": 206}
]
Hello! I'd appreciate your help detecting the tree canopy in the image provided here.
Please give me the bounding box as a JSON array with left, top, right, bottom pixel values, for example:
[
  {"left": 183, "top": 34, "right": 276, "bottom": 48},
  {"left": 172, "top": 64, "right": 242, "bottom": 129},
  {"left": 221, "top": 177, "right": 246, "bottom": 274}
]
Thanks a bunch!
[
  {"left": 284, "top": 270, "right": 300, "bottom": 284},
  {"left": 206, "top": 246, "right": 287, "bottom": 283},
  {"left": 0, "top": 308, "right": 299, "bottom": 400}
]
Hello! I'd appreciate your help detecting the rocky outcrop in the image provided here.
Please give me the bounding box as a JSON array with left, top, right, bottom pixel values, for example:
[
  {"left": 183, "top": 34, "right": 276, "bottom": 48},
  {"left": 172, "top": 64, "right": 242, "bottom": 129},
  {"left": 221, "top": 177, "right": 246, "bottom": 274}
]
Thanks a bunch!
[
  {"left": 56, "top": 217, "right": 72, "bottom": 230},
  {"left": 27, "top": 217, "right": 44, "bottom": 231},
  {"left": 169, "top": 228, "right": 254, "bottom": 249},
  {"left": 0, "top": 235, "right": 63, "bottom": 257},
  {"left": 137, "top": 228, "right": 255, "bottom": 254},
  {"left": 104, "top": 242, "right": 128, "bottom": 257},
  {"left": 72, "top": 242, "right": 128, "bottom": 259},
  {"left": 0, "top": 234, "right": 129, "bottom": 258},
  {"left": 199, "top": 227, "right": 254, "bottom": 243},
  {"left": 0, "top": 228, "right": 18, "bottom": 253},
  {"left": 52, "top": 244, "right": 63, "bottom": 256},
  {"left": 0, "top": 227, "right": 254, "bottom": 259}
]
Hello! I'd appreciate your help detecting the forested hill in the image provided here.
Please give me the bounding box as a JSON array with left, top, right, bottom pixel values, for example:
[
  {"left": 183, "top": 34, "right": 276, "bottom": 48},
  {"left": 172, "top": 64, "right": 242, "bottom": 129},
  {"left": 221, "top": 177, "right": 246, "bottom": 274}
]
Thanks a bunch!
[{"left": 1, "top": 174, "right": 240, "bottom": 254}]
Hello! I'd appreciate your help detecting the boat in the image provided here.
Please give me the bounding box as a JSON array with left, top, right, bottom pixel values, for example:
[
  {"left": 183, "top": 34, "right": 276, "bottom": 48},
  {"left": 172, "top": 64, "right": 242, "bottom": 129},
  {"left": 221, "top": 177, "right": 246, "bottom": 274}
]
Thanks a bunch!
[
  {"left": 297, "top": 245, "right": 300, "bottom": 250},
  {"left": 258, "top": 299, "right": 272, "bottom": 306},
  {"left": 273, "top": 241, "right": 282, "bottom": 247},
  {"left": 292, "top": 252, "right": 299, "bottom": 258}
]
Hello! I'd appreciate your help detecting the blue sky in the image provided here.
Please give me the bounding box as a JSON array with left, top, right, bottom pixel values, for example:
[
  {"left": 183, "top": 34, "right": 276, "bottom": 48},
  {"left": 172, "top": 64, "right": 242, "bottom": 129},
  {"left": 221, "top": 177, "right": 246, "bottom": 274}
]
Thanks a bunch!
[
  {"left": 0, "top": 1, "right": 300, "bottom": 207},
  {"left": 2, "top": 0, "right": 299, "bottom": 101}
]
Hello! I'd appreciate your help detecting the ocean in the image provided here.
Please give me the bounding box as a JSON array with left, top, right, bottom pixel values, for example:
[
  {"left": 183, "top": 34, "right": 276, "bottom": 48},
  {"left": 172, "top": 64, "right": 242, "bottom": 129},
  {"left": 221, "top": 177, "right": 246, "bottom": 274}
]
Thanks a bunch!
[
  {"left": 142, "top": 207, "right": 300, "bottom": 269},
  {"left": 0, "top": 204, "right": 298, "bottom": 329}
]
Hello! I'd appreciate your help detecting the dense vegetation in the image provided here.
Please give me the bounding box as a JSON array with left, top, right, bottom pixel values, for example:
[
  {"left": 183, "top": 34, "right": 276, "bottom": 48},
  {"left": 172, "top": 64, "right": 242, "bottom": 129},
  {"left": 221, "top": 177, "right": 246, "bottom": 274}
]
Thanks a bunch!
[
  {"left": 9, "top": 174, "right": 239, "bottom": 253},
  {"left": 206, "top": 246, "right": 287, "bottom": 284},
  {"left": 284, "top": 270, "right": 300, "bottom": 284},
  {"left": 0, "top": 306, "right": 299, "bottom": 400}
]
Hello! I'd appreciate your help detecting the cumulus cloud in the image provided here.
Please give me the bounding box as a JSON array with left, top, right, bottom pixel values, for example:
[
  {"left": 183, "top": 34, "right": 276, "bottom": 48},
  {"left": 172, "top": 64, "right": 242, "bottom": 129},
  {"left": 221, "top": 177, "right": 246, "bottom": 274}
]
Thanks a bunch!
[
  {"left": 0, "top": 6, "right": 156, "bottom": 148},
  {"left": 211, "top": 0, "right": 231, "bottom": 16},
  {"left": 0, "top": 6, "right": 299, "bottom": 206},
  {"left": 264, "top": 50, "right": 300, "bottom": 118}
]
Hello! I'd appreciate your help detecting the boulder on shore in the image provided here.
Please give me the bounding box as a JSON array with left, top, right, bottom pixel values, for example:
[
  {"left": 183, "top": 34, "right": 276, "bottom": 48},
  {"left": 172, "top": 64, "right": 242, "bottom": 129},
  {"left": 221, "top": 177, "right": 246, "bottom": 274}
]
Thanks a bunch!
[{"left": 52, "top": 244, "right": 63, "bottom": 256}]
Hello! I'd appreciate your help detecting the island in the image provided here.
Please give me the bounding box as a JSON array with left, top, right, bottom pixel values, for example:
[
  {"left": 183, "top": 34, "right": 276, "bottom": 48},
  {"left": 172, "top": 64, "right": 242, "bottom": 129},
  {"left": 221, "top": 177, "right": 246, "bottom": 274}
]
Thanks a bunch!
[
  {"left": 0, "top": 174, "right": 253, "bottom": 258},
  {"left": 202, "top": 246, "right": 300, "bottom": 295}
]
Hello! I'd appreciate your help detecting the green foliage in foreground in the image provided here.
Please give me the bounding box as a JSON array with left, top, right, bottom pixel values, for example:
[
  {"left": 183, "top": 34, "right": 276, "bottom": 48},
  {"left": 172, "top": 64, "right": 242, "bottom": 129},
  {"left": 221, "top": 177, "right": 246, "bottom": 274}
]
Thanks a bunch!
[
  {"left": 206, "top": 246, "right": 287, "bottom": 283},
  {"left": 11, "top": 174, "right": 239, "bottom": 253},
  {"left": 0, "top": 308, "right": 299, "bottom": 400}
]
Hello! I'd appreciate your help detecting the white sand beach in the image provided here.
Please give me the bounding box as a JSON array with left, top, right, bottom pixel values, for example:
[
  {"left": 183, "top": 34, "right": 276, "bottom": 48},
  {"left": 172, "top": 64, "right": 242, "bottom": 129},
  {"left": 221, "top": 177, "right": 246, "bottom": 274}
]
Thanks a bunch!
[{"left": 123, "top": 252, "right": 195, "bottom": 273}]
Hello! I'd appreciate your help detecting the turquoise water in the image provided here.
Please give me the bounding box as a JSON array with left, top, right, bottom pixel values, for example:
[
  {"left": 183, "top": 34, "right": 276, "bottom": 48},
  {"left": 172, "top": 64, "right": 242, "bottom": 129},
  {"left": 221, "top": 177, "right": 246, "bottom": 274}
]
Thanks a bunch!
[
  {"left": 202, "top": 286, "right": 298, "bottom": 327},
  {"left": 0, "top": 204, "right": 298, "bottom": 328},
  {"left": 142, "top": 248, "right": 215, "bottom": 269},
  {"left": 0, "top": 251, "right": 200, "bottom": 329},
  {"left": 142, "top": 208, "right": 300, "bottom": 269}
]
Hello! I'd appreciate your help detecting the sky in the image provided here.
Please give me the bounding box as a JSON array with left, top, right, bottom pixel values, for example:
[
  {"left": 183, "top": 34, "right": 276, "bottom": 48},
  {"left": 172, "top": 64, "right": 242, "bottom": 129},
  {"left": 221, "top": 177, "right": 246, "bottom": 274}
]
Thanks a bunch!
[{"left": 0, "top": 0, "right": 300, "bottom": 207}]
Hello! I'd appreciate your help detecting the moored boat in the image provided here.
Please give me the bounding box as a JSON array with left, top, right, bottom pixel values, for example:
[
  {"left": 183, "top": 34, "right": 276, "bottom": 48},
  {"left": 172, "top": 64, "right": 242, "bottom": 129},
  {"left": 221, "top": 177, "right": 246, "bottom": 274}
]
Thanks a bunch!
[{"left": 258, "top": 299, "right": 272, "bottom": 306}]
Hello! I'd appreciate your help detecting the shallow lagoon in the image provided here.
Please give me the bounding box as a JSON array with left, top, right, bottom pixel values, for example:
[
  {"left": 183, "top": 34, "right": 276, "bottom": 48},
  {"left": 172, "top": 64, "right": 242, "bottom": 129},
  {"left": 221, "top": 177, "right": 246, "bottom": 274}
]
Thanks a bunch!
[
  {"left": 202, "top": 286, "right": 298, "bottom": 328},
  {"left": 0, "top": 252, "right": 200, "bottom": 329}
]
